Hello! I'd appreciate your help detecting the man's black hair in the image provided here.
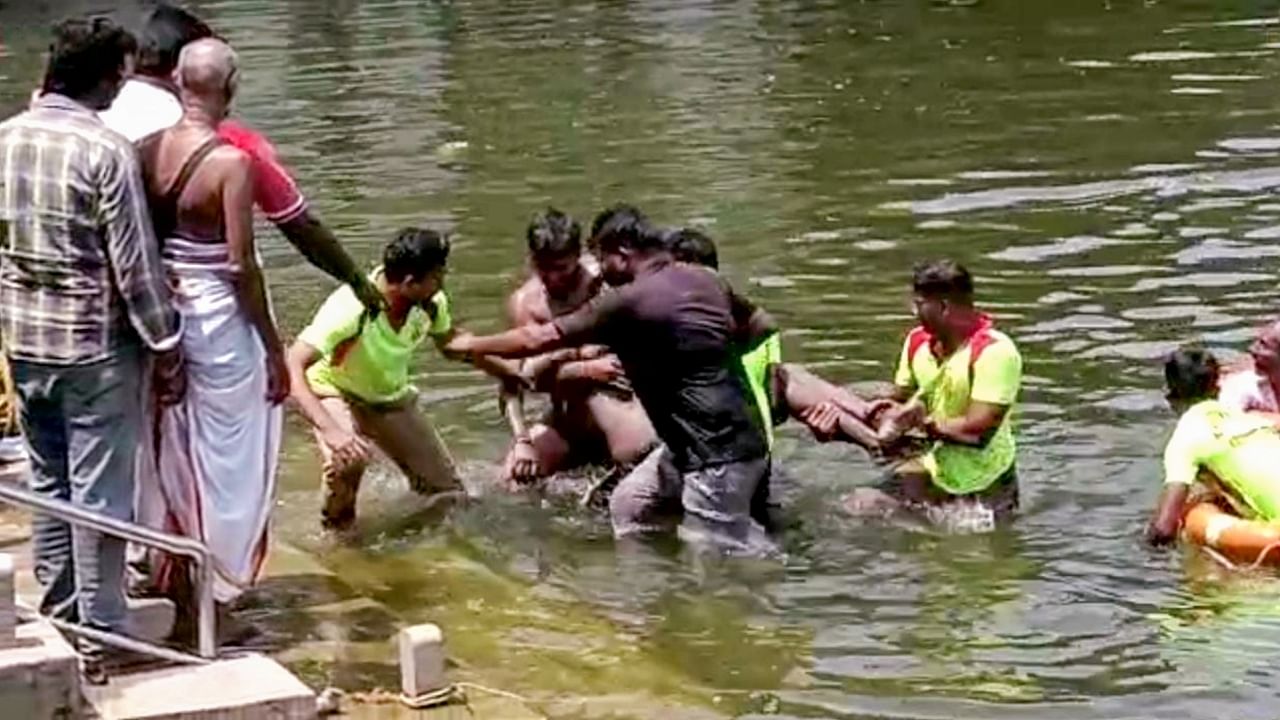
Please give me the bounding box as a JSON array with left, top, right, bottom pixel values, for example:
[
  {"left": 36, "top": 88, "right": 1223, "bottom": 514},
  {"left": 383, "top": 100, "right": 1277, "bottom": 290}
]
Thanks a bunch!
[
  {"left": 384, "top": 227, "right": 450, "bottom": 283},
  {"left": 43, "top": 18, "right": 136, "bottom": 100},
  {"left": 136, "top": 4, "right": 214, "bottom": 78},
  {"left": 1164, "top": 346, "right": 1220, "bottom": 403},
  {"left": 666, "top": 227, "right": 718, "bottom": 270},
  {"left": 912, "top": 259, "right": 974, "bottom": 302},
  {"left": 527, "top": 207, "right": 580, "bottom": 258},
  {"left": 590, "top": 204, "right": 662, "bottom": 253}
]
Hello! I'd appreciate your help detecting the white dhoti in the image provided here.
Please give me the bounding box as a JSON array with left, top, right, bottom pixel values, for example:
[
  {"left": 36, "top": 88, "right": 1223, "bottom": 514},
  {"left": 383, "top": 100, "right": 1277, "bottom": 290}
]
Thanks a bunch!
[{"left": 137, "top": 238, "right": 282, "bottom": 603}]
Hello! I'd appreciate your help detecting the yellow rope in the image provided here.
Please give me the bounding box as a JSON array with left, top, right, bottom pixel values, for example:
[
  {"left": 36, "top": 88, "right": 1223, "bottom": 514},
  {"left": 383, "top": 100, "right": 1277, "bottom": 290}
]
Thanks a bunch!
[{"left": 396, "top": 682, "right": 534, "bottom": 710}]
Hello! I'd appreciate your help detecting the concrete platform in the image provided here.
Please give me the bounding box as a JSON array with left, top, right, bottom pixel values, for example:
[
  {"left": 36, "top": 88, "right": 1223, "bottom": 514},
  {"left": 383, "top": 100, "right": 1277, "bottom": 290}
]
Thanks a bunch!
[
  {"left": 0, "top": 617, "right": 81, "bottom": 719},
  {"left": 82, "top": 653, "right": 316, "bottom": 720}
]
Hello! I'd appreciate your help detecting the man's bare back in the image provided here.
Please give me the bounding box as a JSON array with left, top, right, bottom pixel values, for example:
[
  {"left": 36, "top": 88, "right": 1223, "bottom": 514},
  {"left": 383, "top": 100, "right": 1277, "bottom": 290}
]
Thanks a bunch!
[{"left": 137, "top": 42, "right": 287, "bottom": 404}]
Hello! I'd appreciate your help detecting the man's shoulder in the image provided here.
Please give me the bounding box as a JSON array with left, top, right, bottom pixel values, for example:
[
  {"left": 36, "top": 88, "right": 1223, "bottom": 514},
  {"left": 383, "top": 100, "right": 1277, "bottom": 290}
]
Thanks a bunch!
[
  {"left": 314, "top": 283, "right": 362, "bottom": 318},
  {"left": 509, "top": 275, "right": 551, "bottom": 324},
  {"left": 987, "top": 327, "right": 1019, "bottom": 350},
  {"left": 217, "top": 121, "right": 278, "bottom": 162},
  {"left": 100, "top": 81, "right": 180, "bottom": 141},
  {"left": 4, "top": 108, "right": 130, "bottom": 154},
  {"left": 974, "top": 326, "right": 1020, "bottom": 362},
  {"left": 208, "top": 142, "right": 253, "bottom": 170}
]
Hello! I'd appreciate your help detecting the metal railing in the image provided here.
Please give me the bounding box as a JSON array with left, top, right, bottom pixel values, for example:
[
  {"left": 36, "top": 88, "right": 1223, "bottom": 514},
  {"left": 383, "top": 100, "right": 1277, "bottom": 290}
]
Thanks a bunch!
[{"left": 0, "top": 469, "right": 217, "bottom": 660}]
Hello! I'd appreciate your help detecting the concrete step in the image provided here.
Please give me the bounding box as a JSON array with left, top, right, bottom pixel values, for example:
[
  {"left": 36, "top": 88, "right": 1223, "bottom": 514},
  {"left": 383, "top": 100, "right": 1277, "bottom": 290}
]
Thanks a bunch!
[
  {"left": 13, "top": 559, "right": 176, "bottom": 645},
  {"left": 82, "top": 653, "right": 316, "bottom": 720},
  {"left": 0, "top": 616, "right": 80, "bottom": 719}
]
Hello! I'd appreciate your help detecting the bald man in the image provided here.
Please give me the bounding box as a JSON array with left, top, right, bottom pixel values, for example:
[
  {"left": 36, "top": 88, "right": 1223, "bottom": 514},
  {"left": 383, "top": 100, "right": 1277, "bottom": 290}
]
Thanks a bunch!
[
  {"left": 1220, "top": 319, "right": 1280, "bottom": 419},
  {"left": 99, "top": 5, "right": 383, "bottom": 312},
  {"left": 135, "top": 39, "right": 285, "bottom": 642}
]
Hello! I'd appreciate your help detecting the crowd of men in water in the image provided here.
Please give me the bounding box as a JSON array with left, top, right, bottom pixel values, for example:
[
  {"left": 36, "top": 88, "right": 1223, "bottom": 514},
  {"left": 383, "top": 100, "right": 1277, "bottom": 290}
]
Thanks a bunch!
[{"left": 0, "top": 4, "right": 1277, "bottom": 686}]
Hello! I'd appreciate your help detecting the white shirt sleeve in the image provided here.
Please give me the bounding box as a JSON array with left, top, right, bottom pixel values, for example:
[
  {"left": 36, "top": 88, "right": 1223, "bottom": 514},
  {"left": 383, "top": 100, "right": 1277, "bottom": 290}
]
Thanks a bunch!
[{"left": 1218, "top": 370, "right": 1264, "bottom": 413}]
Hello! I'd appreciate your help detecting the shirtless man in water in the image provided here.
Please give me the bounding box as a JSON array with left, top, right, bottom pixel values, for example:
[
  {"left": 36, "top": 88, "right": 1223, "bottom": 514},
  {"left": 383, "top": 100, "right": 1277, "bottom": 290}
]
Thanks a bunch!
[{"left": 501, "top": 208, "right": 657, "bottom": 487}]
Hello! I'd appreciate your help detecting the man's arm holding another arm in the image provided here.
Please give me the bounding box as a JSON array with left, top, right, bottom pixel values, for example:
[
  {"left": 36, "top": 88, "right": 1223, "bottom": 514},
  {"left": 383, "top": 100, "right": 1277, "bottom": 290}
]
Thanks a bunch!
[{"left": 450, "top": 289, "right": 622, "bottom": 359}]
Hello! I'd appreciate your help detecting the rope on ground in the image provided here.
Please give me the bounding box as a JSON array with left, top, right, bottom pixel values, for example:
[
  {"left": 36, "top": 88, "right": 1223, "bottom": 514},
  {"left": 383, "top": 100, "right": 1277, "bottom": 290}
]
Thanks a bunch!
[
  {"left": 398, "top": 682, "right": 533, "bottom": 709},
  {"left": 399, "top": 685, "right": 461, "bottom": 709},
  {"left": 350, "top": 681, "right": 534, "bottom": 712}
]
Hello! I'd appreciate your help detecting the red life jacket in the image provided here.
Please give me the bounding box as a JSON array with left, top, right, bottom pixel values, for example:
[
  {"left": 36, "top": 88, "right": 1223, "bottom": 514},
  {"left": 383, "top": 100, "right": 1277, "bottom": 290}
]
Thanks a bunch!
[{"left": 905, "top": 314, "right": 998, "bottom": 378}]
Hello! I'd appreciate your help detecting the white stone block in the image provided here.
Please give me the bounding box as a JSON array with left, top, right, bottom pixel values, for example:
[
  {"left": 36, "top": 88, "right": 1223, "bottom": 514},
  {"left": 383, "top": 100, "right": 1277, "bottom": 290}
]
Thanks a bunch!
[
  {"left": 1, "top": 617, "right": 80, "bottom": 719},
  {"left": 81, "top": 653, "right": 315, "bottom": 719},
  {"left": 125, "top": 597, "right": 176, "bottom": 644},
  {"left": 398, "top": 623, "right": 447, "bottom": 698},
  {"left": 0, "top": 553, "right": 13, "bottom": 649}
]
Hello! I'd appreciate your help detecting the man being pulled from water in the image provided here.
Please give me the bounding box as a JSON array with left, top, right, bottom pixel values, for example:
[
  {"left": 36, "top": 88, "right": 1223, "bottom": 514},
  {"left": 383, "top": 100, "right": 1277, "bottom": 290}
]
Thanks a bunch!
[
  {"left": 453, "top": 207, "right": 773, "bottom": 553},
  {"left": 288, "top": 228, "right": 519, "bottom": 532},
  {"left": 1146, "top": 347, "right": 1280, "bottom": 546},
  {"left": 500, "top": 208, "right": 658, "bottom": 488},
  {"left": 666, "top": 228, "right": 890, "bottom": 454},
  {"left": 817, "top": 260, "right": 1023, "bottom": 528}
]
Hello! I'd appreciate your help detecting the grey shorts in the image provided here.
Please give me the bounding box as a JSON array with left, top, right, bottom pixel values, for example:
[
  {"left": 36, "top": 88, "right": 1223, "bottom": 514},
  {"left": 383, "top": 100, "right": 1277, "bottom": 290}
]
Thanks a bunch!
[
  {"left": 608, "top": 445, "right": 682, "bottom": 536},
  {"left": 609, "top": 448, "right": 774, "bottom": 554},
  {"left": 680, "top": 455, "right": 773, "bottom": 553}
]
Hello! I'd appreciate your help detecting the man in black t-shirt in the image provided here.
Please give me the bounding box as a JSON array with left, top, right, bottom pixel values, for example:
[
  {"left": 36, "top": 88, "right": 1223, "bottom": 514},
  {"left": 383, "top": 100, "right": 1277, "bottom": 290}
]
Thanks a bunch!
[{"left": 454, "top": 206, "right": 771, "bottom": 552}]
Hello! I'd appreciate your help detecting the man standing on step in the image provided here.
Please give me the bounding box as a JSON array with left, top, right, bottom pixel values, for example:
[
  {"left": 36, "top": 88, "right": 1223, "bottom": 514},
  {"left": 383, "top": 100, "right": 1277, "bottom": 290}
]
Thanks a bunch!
[{"left": 0, "top": 19, "right": 184, "bottom": 684}]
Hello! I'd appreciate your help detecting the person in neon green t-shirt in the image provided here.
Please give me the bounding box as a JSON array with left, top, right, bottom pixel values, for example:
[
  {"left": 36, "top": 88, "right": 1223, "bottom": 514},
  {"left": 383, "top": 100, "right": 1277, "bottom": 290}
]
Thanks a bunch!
[
  {"left": 287, "top": 227, "right": 519, "bottom": 531},
  {"left": 1146, "top": 347, "right": 1280, "bottom": 546},
  {"left": 840, "top": 260, "right": 1023, "bottom": 524}
]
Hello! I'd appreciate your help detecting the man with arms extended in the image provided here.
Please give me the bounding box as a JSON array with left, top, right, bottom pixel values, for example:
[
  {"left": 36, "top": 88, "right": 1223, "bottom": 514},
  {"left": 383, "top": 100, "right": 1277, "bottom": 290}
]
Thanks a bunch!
[
  {"left": 135, "top": 38, "right": 286, "bottom": 633},
  {"left": 98, "top": 3, "right": 381, "bottom": 310},
  {"left": 821, "top": 260, "right": 1022, "bottom": 527},
  {"left": 501, "top": 208, "right": 657, "bottom": 487},
  {"left": 289, "top": 228, "right": 517, "bottom": 531},
  {"left": 1146, "top": 347, "right": 1280, "bottom": 545},
  {"left": 453, "top": 207, "right": 772, "bottom": 552},
  {"left": 0, "top": 19, "right": 183, "bottom": 683}
]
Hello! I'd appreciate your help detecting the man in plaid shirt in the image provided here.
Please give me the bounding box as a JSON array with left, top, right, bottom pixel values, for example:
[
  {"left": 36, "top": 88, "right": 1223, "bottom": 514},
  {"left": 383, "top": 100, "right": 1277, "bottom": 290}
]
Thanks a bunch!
[{"left": 0, "top": 18, "right": 183, "bottom": 683}]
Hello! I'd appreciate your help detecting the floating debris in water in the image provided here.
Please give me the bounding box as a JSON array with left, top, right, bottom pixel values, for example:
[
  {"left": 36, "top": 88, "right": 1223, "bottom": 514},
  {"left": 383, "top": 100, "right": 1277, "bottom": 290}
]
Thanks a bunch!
[
  {"left": 1129, "top": 50, "right": 1219, "bottom": 62},
  {"left": 852, "top": 239, "right": 897, "bottom": 251},
  {"left": 1172, "top": 73, "right": 1263, "bottom": 82}
]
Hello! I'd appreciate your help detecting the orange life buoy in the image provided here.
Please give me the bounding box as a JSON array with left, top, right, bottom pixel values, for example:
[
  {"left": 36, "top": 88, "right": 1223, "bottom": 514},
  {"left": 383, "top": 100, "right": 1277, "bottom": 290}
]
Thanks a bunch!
[{"left": 1182, "top": 502, "right": 1280, "bottom": 568}]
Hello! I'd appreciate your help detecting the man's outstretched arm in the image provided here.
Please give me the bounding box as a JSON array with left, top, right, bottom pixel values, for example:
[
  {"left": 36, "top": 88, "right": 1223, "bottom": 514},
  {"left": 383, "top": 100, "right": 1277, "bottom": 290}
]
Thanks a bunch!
[
  {"left": 277, "top": 211, "right": 383, "bottom": 312},
  {"left": 448, "top": 323, "right": 565, "bottom": 359}
]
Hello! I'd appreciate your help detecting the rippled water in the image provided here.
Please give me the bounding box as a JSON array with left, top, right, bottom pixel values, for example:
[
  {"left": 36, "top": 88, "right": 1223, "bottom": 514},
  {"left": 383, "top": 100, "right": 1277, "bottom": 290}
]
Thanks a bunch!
[{"left": 5, "top": 1, "right": 1280, "bottom": 718}]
